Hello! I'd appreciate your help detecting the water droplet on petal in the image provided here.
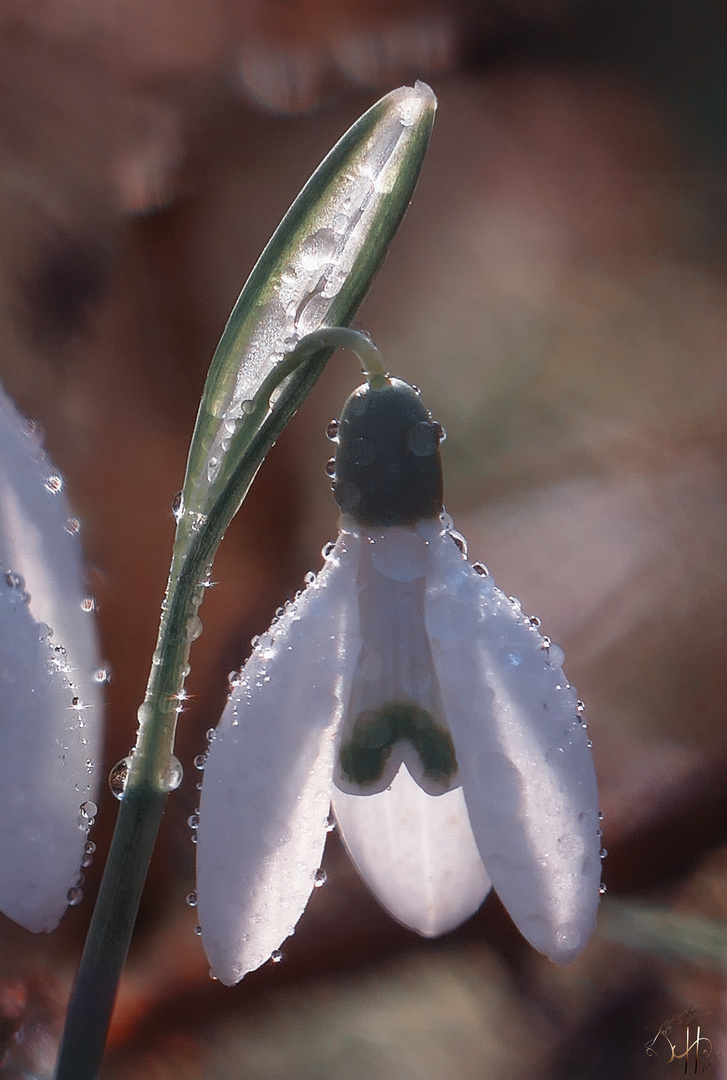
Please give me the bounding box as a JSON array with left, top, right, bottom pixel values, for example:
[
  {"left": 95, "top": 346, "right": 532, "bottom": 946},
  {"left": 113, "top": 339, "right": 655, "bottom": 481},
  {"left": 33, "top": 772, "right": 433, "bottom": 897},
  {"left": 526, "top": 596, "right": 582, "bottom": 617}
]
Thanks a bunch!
[
  {"left": 172, "top": 491, "right": 184, "bottom": 522},
  {"left": 326, "top": 419, "right": 340, "bottom": 441},
  {"left": 473, "top": 562, "right": 489, "bottom": 577},
  {"left": 44, "top": 475, "right": 63, "bottom": 494},
  {"left": 321, "top": 541, "right": 336, "bottom": 560},
  {"left": 406, "top": 421, "right": 438, "bottom": 457},
  {"left": 270, "top": 949, "right": 284, "bottom": 964},
  {"left": 188, "top": 812, "right": 200, "bottom": 829},
  {"left": 313, "top": 868, "right": 327, "bottom": 888},
  {"left": 186, "top": 890, "right": 198, "bottom": 907},
  {"left": 194, "top": 924, "right": 202, "bottom": 936},
  {"left": 599, "top": 883, "right": 607, "bottom": 895},
  {"left": 449, "top": 531, "right": 467, "bottom": 556},
  {"left": 194, "top": 754, "right": 207, "bottom": 771},
  {"left": 67, "top": 886, "right": 83, "bottom": 907},
  {"left": 185, "top": 615, "right": 203, "bottom": 642},
  {"left": 599, "top": 847, "right": 608, "bottom": 859},
  {"left": 325, "top": 457, "right": 336, "bottom": 478},
  {"left": 304, "top": 571, "right": 316, "bottom": 586},
  {"left": 81, "top": 597, "right": 96, "bottom": 613},
  {"left": 66, "top": 517, "right": 81, "bottom": 535}
]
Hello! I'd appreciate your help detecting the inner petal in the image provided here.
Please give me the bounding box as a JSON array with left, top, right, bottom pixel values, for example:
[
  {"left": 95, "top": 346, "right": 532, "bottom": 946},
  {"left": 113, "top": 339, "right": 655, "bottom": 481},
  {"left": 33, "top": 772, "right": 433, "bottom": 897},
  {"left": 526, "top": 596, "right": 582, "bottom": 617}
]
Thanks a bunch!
[{"left": 334, "top": 526, "right": 458, "bottom": 796}]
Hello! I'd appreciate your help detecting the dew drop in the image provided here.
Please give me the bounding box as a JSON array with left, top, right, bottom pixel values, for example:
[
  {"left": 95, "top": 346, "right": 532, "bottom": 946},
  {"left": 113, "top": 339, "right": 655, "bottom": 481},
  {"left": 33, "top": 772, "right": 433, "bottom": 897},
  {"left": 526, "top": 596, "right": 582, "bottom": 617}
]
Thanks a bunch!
[
  {"left": 325, "top": 457, "right": 336, "bottom": 477},
  {"left": 528, "top": 614, "right": 541, "bottom": 628},
  {"left": 540, "top": 637, "right": 551, "bottom": 651},
  {"left": 161, "top": 755, "right": 183, "bottom": 792},
  {"left": 185, "top": 615, "right": 203, "bottom": 642},
  {"left": 325, "top": 816, "right": 337, "bottom": 833},
  {"left": 80, "top": 801, "right": 97, "bottom": 819},
  {"left": 81, "top": 597, "right": 96, "bottom": 613},
  {"left": 84, "top": 840, "right": 96, "bottom": 856},
  {"left": 194, "top": 754, "right": 207, "bottom": 771},
  {"left": 206, "top": 728, "right": 216, "bottom": 743},
  {"left": 186, "top": 890, "right": 198, "bottom": 907},
  {"left": 109, "top": 757, "right": 131, "bottom": 800},
  {"left": 299, "top": 228, "right": 337, "bottom": 270},
  {"left": 599, "top": 883, "right": 607, "bottom": 895},
  {"left": 599, "top": 847, "right": 608, "bottom": 859},
  {"left": 171, "top": 491, "right": 184, "bottom": 522},
  {"left": 407, "top": 421, "right": 438, "bottom": 457},
  {"left": 326, "top": 418, "right": 340, "bottom": 441},
  {"left": 321, "top": 541, "right": 336, "bottom": 560},
  {"left": 93, "top": 667, "right": 110, "bottom": 683},
  {"left": 194, "top": 924, "right": 202, "bottom": 936},
  {"left": 188, "top": 812, "right": 200, "bottom": 830},
  {"left": 598, "top": 810, "right": 604, "bottom": 820},
  {"left": 433, "top": 422, "right": 447, "bottom": 444},
  {"left": 313, "top": 868, "right": 327, "bottom": 888},
  {"left": 66, "top": 517, "right": 81, "bottom": 535},
  {"left": 67, "top": 886, "right": 83, "bottom": 907},
  {"left": 304, "top": 571, "right": 316, "bottom": 586},
  {"left": 270, "top": 949, "right": 284, "bottom": 964},
  {"left": 44, "top": 475, "right": 63, "bottom": 494},
  {"left": 576, "top": 700, "right": 586, "bottom": 714},
  {"left": 473, "top": 562, "right": 489, "bottom": 577}
]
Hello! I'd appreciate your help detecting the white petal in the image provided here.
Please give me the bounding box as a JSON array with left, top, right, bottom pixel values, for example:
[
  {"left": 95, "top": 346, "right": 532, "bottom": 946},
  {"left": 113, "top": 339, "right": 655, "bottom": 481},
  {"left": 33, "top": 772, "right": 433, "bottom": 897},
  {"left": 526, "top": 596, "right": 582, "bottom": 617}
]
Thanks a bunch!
[
  {"left": 0, "top": 386, "right": 102, "bottom": 932},
  {"left": 332, "top": 764, "right": 491, "bottom": 936},
  {"left": 422, "top": 521, "right": 601, "bottom": 964},
  {"left": 196, "top": 529, "right": 363, "bottom": 984}
]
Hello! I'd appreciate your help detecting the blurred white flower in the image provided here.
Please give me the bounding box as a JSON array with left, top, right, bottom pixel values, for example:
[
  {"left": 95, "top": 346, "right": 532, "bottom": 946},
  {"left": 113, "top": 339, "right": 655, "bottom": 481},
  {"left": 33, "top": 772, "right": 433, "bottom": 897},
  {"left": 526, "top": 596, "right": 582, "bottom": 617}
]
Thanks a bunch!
[
  {"left": 0, "top": 385, "right": 103, "bottom": 932},
  {"left": 196, "top": 377, "right": 601, "bottom": 984}
]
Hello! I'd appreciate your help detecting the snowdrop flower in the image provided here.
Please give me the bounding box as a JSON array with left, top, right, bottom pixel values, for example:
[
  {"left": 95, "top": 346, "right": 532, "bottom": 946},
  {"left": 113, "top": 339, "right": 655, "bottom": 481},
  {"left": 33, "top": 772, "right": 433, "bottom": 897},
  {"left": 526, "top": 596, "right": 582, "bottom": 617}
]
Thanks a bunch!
[
  {"left": 196, "top": 373, "right": 601, "bottom": 984},
  {"left": 0, "top": 384, "right": 103, "bottom": 932}
]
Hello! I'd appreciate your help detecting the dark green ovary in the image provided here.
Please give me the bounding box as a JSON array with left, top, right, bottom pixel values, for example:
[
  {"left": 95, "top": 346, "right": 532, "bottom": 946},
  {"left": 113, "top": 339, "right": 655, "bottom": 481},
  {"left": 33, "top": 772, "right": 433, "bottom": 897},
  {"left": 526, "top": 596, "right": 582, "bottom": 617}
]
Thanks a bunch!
[{"left": 339, "top": 701, "right": 458, "bottom": 788}]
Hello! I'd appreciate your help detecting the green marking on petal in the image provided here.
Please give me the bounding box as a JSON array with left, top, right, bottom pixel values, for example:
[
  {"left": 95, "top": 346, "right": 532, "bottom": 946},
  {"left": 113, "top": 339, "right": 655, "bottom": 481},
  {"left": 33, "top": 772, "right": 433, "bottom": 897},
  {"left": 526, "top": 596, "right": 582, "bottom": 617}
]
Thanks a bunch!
[{"left": 339, "top": 701, "right": 457, "bottom": 788}]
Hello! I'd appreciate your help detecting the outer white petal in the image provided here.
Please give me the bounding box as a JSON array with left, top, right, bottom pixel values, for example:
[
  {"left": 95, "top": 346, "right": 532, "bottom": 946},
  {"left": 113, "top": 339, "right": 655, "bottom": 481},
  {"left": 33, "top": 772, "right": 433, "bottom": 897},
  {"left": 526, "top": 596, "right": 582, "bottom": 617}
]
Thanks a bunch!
[
  {"left": 421, "top": 520, "right": 601, "bottom": 964},
  {"left": 196, "top": 530, "right": 363, "bottom": 984},
  {"left": 333, "top": 765, "right": 491, "bottom": 936},
  {"left": 0, "top": 386, "right": 103, "bottom": 932}
]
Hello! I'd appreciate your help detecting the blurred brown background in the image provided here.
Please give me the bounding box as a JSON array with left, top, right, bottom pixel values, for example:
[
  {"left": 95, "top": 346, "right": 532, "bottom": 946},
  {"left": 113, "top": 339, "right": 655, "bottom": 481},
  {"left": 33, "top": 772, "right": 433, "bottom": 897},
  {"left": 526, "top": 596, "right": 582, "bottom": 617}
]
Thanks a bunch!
[{"left": 0, "top": 0, "right": 725, "bottom": 1076}]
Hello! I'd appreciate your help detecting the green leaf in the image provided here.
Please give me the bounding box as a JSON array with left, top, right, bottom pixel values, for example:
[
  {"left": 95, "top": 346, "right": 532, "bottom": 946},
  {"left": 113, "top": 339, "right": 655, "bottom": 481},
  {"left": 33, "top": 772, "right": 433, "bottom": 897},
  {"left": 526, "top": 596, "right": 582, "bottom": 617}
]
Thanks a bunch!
[{"left": 179, "top": 81, "right": 437, "bottom": 538}]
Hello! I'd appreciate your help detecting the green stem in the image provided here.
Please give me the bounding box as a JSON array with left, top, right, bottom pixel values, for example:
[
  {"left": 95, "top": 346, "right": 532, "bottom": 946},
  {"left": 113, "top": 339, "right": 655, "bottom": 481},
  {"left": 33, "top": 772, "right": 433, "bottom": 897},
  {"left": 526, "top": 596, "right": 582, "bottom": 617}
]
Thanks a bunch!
[{"left": 54, "top": 331, "right": 378, "bottom": 1079}]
